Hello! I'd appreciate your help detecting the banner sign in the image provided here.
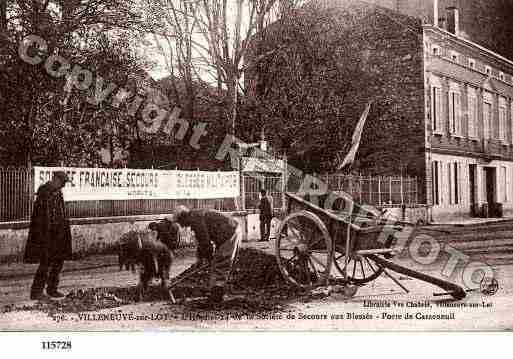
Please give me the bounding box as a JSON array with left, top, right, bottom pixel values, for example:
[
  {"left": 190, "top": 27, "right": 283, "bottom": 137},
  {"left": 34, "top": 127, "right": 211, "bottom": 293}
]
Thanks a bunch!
[{"left": 34, "top": 167, "right": 240, "bottom": 201}]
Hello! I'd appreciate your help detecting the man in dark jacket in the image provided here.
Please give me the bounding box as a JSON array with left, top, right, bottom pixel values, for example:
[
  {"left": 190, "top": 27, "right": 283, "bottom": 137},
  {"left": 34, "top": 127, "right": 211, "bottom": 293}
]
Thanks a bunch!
[
  {"left": 258, "top": 189, "right": 273, "bottom": 242},
  {"left": 24, "top": 171, "right": 72, "bottom": 300},
  {"left": 170, "top": 206, "right": 242, "bottom": 303},
  {"left": 148, "top": 219, "right": 180, "bottom": 252}
]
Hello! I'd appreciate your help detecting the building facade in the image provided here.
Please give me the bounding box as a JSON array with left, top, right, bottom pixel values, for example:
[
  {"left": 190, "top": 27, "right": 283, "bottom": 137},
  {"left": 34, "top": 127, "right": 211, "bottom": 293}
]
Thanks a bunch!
[
  {"left": 248, "top": 0, "right": 513, "bottom": 220},
  {"left": 424, "top": 25, "right": 513, "bottom": 220}
]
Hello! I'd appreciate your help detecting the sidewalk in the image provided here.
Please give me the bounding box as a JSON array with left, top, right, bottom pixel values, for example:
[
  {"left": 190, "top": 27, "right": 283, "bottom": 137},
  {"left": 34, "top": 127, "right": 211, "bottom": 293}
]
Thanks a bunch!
[{"left": 430, "top": 217, "right": 513, "bottom": 227}]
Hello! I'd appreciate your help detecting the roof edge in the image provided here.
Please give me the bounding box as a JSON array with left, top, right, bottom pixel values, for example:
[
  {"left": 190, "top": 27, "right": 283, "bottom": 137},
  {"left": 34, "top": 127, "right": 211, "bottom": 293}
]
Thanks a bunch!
[{"left": 424, "top": 25, "right": 513, "bottom": 69}]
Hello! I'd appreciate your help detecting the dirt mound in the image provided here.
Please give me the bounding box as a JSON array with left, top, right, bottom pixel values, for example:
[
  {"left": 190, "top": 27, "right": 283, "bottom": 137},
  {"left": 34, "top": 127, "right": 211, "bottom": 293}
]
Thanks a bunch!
[
  {"left": 171, "top": 248, "right": 305, "bottom": 304},
  {"left": 231, "top": 248, "right": 286, "bottom": 289},
  {"left": 170, "top": 247, "right": 287, "bottom": 290}
]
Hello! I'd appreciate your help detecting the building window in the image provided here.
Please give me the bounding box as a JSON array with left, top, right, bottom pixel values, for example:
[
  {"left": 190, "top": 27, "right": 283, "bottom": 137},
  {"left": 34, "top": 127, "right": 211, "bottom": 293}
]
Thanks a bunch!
[
  {"left": 499, "top": 72, "right": 505, "bottom": 81},
  {"left": 432, "top": 161, "right": 440, "bottom": 205},
  {"left": 509, "top": 102, "right": 513, "bottom": 143},
  {"left": 484, "top": 101, "right": 492, "bottom": 139},
  {"left": 468, "top": 89, "right": 478, "bottom": 138},
  {"left": 453, "top": 163, "right": 459, "bottom": 205},
  {"left": 485, "top": 65, "right": 492, "bottom": 76},
  {"left": 432, "top": 45, "right": 440, "bottom": 56},
  {"left": 502, "top": 166, "right": 507, "bottom": 202},
  {"left": 431, "top": 86, "right": 443, "bottom": 133},
  {"left": 447, "top": 163, "right": 453, "bottom": 205},
  {"left": 451, "top": 51, "right": 458, "bottom": 63},
  {"left": 499, "top": 100, "right": 507, "bottom": 142},
  {"left": 469, "top": 58, "right": 476, "bottom": 69},
  {"left": 449, "top": 87, "right": 461, "bottom": 135}
]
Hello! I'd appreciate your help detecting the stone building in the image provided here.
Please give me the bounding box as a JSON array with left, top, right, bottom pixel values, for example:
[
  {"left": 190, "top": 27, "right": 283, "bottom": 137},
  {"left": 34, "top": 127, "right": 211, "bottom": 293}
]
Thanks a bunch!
[{"left": 247, "top": 0, "right": 513, "bottom": 220}]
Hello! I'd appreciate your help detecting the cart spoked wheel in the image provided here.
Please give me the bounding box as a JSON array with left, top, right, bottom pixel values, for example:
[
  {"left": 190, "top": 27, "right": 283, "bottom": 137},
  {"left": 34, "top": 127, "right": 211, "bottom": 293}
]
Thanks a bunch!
[
  {"left": 275, "top": 210, "right": 333, "bottom": 289},
  {"left": 333, "top": 252, "right": 384, "bottom": 285},
  {"left": 333, "top": 234, "right": 395, "bottom": 285}
]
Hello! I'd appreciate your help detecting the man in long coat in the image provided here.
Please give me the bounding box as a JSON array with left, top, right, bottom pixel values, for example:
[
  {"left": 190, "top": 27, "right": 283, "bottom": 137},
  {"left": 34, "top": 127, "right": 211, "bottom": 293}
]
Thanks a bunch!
[{"left": 24, "top": 171, "right": 72, "bottom": 300}]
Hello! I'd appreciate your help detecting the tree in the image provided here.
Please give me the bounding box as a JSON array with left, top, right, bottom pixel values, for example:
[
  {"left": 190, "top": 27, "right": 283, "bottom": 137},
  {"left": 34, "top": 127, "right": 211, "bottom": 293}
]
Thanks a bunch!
[
  {"left": 244, "top": 3, "right": 409, "bottom": 174},
  {"left": 0, "top": 0, "right": 150, "bottom": 166},
  {"left": 144, "top": 0, "right": 201, "bottom": 120},
  {"left": 189, "top": 0, "right": 277, "bottom": 137}
]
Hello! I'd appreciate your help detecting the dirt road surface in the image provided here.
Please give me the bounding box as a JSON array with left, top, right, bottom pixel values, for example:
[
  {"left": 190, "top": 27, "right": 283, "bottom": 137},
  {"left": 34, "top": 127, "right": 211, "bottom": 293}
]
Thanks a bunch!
[{"left": 1, "top": 222, "right": 513, "bottom": 331}]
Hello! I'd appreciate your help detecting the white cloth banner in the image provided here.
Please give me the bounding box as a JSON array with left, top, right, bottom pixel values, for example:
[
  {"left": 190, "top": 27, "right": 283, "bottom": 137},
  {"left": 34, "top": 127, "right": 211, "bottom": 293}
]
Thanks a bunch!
[{"left": 34, "top": 167, "right": 240, "bottom": 201}]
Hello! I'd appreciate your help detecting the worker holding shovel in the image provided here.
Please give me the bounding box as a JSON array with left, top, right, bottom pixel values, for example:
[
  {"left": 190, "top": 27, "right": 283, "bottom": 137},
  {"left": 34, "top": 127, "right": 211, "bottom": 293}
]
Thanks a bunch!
[{"left": 169, "top": 206, "right": 243, "bottom": 303}]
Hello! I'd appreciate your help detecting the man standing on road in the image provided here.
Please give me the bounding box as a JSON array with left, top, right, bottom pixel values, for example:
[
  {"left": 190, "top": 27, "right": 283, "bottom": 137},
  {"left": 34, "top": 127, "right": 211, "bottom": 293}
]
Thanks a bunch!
[
  {"left": 170, "top": 206, "right": 242, "bottom": 303},
  {"left": 258, "top": 189, "right": 273, "bottom": 242},
  {"left": 24, "top": 171, "right": 72, "bottom": 300}
]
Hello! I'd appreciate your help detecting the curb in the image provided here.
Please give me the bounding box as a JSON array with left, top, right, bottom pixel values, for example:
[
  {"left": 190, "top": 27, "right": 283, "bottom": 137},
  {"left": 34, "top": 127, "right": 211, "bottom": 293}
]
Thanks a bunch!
[{"left": 430, "top": 218, "right": 513, "bottom": 227}]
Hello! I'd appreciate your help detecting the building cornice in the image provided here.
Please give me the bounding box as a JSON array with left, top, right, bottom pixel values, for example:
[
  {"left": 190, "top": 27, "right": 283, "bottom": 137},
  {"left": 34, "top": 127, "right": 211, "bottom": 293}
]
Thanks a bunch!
[
  {"left": 426, "top": 68, "right": 513, "bottom": 99},
  {"left": 423, "top": 25, "right": 513, "bottom": 70}
]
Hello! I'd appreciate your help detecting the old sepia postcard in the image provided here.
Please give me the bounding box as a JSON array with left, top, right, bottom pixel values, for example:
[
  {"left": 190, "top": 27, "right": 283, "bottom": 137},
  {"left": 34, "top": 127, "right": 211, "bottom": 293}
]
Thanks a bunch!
[{"left": 1, "top": 0, "right": 512, "bottom": 340}]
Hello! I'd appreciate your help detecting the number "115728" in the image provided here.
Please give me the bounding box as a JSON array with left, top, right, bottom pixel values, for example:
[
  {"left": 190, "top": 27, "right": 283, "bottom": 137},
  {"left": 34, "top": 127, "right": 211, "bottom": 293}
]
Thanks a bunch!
[{"left": 42, "top": 341, "right": 72, "bottom": 350}]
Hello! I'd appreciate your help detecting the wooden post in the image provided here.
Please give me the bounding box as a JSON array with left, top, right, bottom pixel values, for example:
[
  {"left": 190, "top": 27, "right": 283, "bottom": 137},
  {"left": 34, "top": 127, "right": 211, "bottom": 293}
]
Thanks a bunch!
[
  {"left": 415, "top": 177, "right": 419, "bottom": 205},
  {"left": 282, "top": 154, "right": 287, "bottom": 213},
  {"left": 400, "top": 176, "right": 404, "bottom": 205},
  {"left": 369, "top": 176, "right": 372, "bottom": 204},
  {"left": 359, "top": 176, "right": 362, "bottom": 203},
  {"left": 241, "top": 175, "right": 246, "bottom": 211},
  {"left": 237, "top": 148, "right": 243, "bottom": 211},
  {"left": 344, "top": 201, "right": 353, "bottom": 282},
  {"left": 389, "top": 177, "right": 393, "bottom": 204},
  {"left": 378, "top": 177, "right": 382, "bottom": 206}
]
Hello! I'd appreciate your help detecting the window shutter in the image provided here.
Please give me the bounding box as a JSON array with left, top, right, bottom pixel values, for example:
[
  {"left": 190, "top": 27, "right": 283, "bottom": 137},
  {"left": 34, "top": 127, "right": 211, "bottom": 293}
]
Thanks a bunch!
[
  {"left": 447, "top": 163, "right": 452, "bottom": 205},
  {"left": 455, "top": 93, "right": 461, "bottom": 134},
  {"left": 431, "top": 87, "right": 437, "bottom": 131},
  {"left": 448, "top": 93, "right": 454, "bottom": 134},
  {"left": 432, "top": 87, "right": 442, "bottom": 132},
  {"left": 471, "top": 96, "right": 477, "bottom": 137},
  {"left": 468, "top": 97, "right": 474, "bottom": 137},
  {"left": 439, "top": 161, "right": 442, "bottom": 204},
  {"left": 499, "top": 107, "right": 503, "bottom": 140}
]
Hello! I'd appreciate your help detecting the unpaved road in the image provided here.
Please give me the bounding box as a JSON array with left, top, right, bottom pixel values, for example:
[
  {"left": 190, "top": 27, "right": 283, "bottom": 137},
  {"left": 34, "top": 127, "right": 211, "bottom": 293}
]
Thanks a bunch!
[{"left": 1, "top": 222, "right": 513, "bottom": 331}]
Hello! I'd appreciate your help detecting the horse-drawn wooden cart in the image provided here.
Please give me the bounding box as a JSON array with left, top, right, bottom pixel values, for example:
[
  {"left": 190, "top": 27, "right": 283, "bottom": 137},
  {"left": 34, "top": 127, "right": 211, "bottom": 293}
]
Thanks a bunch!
[{"left": 274, "top": 192, "right": 467, "bottom": 300}]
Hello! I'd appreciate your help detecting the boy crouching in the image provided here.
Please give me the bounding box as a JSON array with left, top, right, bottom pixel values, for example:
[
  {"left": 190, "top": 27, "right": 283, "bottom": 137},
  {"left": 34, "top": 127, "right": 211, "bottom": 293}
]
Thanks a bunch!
[{"left": 118, "top": 230, "right": 173, "bottom": 301}]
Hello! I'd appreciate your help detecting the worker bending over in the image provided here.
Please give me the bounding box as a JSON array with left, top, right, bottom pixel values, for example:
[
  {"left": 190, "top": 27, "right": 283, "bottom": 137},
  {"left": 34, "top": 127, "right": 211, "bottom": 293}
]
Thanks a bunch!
[{"left": 170, "top": 206, "right": 242, "bottom": 303}]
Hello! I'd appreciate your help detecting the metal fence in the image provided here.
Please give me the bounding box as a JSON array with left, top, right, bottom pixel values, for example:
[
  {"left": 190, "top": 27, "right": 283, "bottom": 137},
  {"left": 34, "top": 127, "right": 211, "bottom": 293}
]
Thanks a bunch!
[
  {"left": 0, "top": 167, "right": 419, "bottom": 223},
  {"left": 321, "top": 174, "right": 419, "bottom": 206},
  {"left": 0, "top": 168, "right": 34, "bottom": 222},
  {"left": 242, "top": 173, "right": 418, "bottom": 212},
  {"left": 0, "top": 167, "right": 236, "bottom": 223},
  {"left": 242, "top": 175, "right": 284, "bottom": 211}
]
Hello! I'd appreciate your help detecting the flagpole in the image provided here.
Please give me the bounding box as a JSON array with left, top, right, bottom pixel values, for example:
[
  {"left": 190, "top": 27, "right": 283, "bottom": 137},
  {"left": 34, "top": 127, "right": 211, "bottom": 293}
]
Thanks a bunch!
[{"left": 339, "top": 101, "right": 372, "bottom": 282}]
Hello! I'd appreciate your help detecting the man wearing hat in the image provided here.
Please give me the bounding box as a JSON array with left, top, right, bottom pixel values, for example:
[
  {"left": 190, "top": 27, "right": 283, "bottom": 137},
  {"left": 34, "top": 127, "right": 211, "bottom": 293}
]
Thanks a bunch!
[
  {"left": 170, "top": 206, "right": 242, "bottom": 303},
  {"left": 24, "top": 171, "right": 73, "bottom": 300}
]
